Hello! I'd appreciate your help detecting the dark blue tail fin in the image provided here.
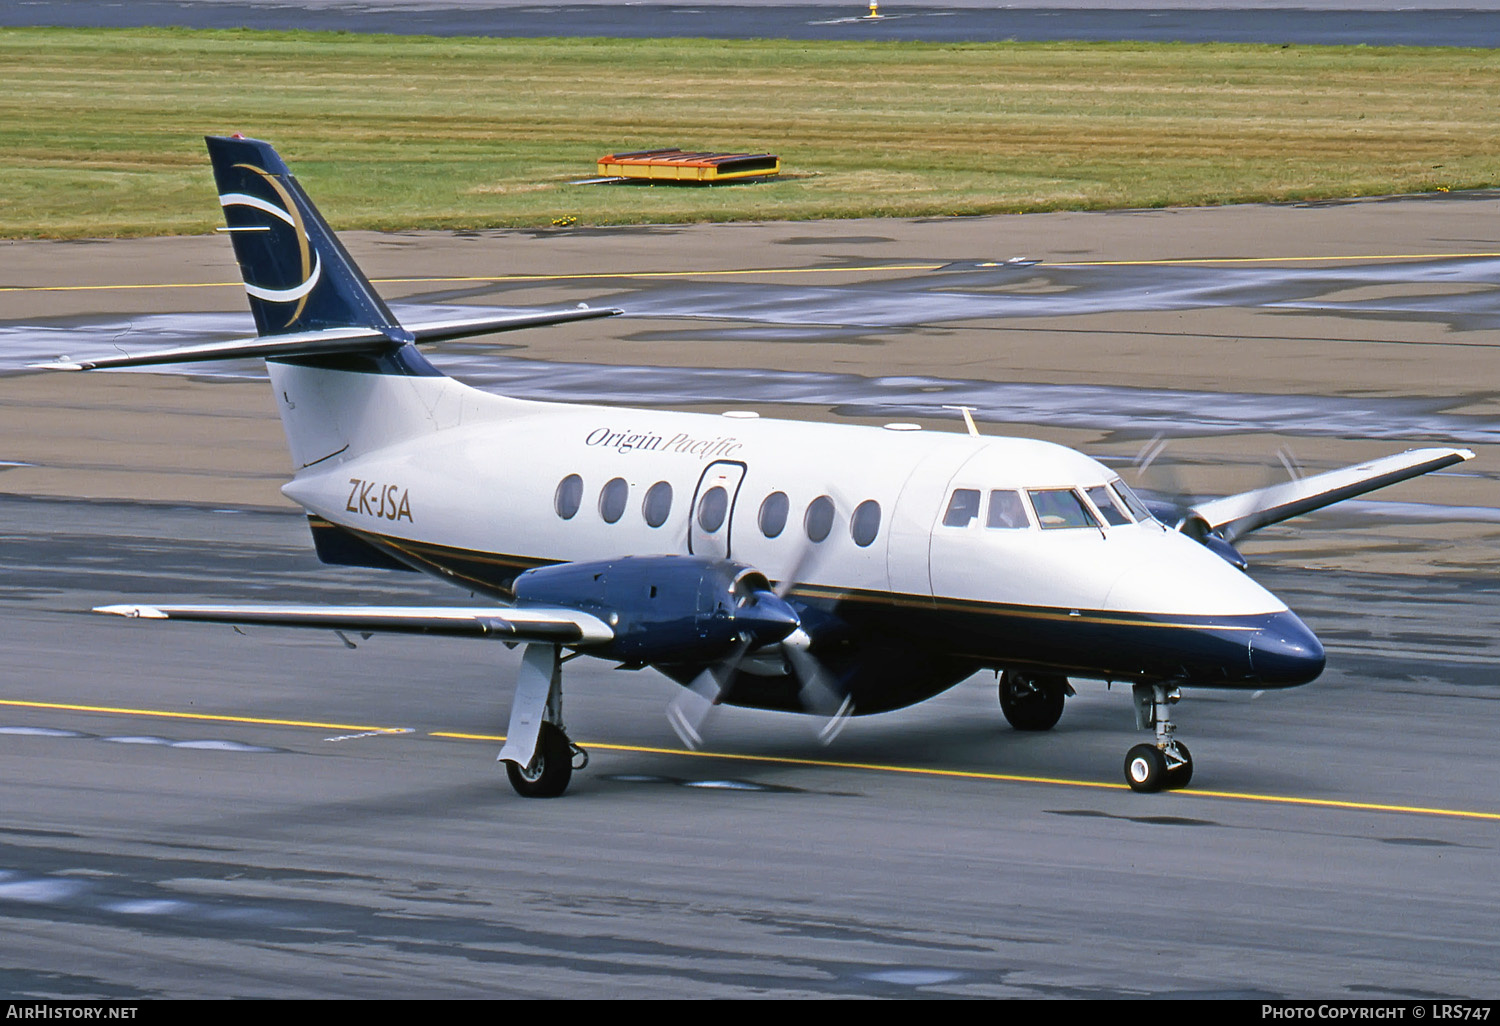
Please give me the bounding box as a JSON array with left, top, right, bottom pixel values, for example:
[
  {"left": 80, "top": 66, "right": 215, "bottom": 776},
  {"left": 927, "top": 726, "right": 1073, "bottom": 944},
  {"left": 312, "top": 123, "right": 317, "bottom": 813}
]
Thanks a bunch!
[
  {"left": 33, "top": 137, "right": 617, "bottom": 377},
  {"left": 205, "top": 135, "right": 409, "bottom": 339}
]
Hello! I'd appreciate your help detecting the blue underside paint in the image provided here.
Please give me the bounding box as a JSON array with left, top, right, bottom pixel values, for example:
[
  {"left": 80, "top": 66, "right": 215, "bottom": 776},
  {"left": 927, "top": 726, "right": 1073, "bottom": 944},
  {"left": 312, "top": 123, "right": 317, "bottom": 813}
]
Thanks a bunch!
[{"left": 341, "top": 524, "right": 1326, "bottom": 714}]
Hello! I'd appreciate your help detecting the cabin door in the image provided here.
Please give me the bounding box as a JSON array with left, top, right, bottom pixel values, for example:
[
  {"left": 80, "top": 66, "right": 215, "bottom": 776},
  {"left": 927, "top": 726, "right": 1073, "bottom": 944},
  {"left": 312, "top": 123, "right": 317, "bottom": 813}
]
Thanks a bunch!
[{"left": 688, "top": 460, "right": 747, "bottom": 560}]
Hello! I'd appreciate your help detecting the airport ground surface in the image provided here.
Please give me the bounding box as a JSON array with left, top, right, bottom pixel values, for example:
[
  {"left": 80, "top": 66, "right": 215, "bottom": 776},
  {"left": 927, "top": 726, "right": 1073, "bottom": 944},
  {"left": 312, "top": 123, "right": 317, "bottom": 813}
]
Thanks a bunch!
[
  {"left": 8, "top": 0, "right": 1500, "bottom": 46},
  {"left": 1, "top": 196, "right": 1498, "bottom": 997}
]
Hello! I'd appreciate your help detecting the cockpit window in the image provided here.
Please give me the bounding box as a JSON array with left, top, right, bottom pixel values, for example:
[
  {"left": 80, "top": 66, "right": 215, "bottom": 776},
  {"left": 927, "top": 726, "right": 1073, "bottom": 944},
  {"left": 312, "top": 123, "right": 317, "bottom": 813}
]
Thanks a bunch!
[
  {"left": 986, "top": 490, "right": 1030, "bottom": 529},
  {"left": 942, "top": 489, "right": 981, "bottom": 527},
  {"left": 1111, "top": 479, "right": 1156, "bottom": 524},
  {"left": 1028, "top": 488, "right": 1100, "bottom": 530},
  {"left": 1085, "top": 485, "right": 1132, "bottom": 526}
]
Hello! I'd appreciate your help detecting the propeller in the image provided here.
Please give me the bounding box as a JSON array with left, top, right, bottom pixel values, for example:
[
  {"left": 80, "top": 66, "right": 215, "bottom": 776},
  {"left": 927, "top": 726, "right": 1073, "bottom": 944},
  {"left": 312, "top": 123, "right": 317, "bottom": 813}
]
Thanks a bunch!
[
  {"left": 666, "top": 538, "right": 854, "bottom": 750},
  {"left": 780, "top": 627, "right": 855, "bottom": 744},
  {"left": 1215, "top": 444, "right": 1304, "bottom": 546},
  {"left": 1131, "top": 435, "right": 1240, "bottom": 565},
  {"left": 1129, "top": 436, "right": 1306, "bottom": 565},
  {"left": 1131, "top": 433, "right": 1202, "bottom": 531}
]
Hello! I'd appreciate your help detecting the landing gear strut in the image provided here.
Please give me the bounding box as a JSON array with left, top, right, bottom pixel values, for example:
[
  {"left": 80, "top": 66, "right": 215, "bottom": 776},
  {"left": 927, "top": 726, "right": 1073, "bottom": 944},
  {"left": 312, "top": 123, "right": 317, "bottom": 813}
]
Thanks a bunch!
[
  {"left": 1124, "top": 683, "right": 1193, "bottom": 793},
  {"left": 998, "top": 670, "right": 1072, "bottom": 731},
  {"left": 497, "top": 643, "right": 587, "bottom": 798}
]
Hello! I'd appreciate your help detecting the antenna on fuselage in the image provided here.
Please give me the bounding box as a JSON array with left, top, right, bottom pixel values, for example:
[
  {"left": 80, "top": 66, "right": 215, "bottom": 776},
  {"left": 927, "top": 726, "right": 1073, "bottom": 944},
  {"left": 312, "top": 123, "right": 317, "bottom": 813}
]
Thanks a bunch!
[{"left": 943, "top": 405, "right": 981, "bottom": 438}]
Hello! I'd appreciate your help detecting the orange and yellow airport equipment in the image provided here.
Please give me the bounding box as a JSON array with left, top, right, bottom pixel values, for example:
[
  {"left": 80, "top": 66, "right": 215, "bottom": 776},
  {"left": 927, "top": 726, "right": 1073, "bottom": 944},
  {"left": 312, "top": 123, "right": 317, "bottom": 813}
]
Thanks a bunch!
[{"left": 596, "top": 149, "right": 781, "bottom": 183}]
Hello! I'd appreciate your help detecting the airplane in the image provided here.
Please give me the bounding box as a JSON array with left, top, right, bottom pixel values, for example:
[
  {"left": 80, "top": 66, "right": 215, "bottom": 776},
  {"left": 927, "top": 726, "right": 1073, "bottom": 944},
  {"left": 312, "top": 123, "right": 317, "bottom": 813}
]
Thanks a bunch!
[{"left": 36, "top": 135, "right": 1475, "bottom": 798}]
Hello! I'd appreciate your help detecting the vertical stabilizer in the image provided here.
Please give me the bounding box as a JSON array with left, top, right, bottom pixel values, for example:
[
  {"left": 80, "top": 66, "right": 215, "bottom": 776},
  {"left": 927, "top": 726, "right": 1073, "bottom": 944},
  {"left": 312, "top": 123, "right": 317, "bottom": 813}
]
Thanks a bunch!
[
  {"left": 205, "top": 135, "right": 453, "bottom": 467},
  {"left": 39, "top": 136, "right": 616, "bottom": 470},
  {"left": 205, "top": 134, "right": 410, "bottom": 341}
]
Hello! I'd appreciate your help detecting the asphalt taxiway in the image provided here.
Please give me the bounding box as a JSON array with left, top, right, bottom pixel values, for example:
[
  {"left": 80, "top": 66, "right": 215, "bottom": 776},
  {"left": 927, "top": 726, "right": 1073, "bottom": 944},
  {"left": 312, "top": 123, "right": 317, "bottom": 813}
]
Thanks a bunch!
[
  {"left": 9, "top": 0, "right": 1500, "bottom": 46},
  {"left": 0, "top": 197, "right": 1498, "bottom": 997}
]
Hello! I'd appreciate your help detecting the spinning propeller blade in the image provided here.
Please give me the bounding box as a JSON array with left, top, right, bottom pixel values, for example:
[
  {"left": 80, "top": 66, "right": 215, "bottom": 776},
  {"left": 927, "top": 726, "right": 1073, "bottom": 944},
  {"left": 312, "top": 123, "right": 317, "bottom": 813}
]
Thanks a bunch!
[
  {"left": 666, "top": 537, "right": 853, "bottom": 749},
  {"left": 666, "top": 638, "right": 752, "bottom": 751},
  {"left": 782, "top": 629, "right": 854, "bottom": 744}
]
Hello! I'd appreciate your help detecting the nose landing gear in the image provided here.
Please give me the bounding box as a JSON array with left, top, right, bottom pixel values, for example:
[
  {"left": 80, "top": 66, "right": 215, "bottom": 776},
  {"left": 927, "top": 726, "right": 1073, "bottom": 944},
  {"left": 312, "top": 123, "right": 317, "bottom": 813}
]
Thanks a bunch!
[{"left": 1125, "top": 683, "right": 1193, "bottom": 792}]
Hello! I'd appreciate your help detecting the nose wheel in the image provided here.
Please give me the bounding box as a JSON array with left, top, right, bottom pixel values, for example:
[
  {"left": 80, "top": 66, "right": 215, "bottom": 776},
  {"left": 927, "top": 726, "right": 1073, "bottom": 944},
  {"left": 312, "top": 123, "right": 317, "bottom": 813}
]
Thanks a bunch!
[
  {"left": 1124, "top": 740, "right": 1192, "bottom": 792},
  {"left": 1125, "top": 684, "right": 1194, "bottom": 792}
]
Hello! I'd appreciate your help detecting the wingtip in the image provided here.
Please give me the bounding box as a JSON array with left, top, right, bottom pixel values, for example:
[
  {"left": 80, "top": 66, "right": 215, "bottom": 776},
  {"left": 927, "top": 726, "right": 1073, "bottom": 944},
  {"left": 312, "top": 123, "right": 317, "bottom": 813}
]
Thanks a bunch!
[{"left": 94, "top": 604, "right": 167, "bottom": 619}]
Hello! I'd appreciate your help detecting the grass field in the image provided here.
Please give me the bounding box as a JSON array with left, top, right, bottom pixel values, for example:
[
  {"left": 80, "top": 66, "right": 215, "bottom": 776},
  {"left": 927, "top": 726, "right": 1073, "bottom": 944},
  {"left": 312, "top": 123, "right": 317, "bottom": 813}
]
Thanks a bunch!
[{"left": 3, "top": 27, "right": 1500, "bottom": 237}]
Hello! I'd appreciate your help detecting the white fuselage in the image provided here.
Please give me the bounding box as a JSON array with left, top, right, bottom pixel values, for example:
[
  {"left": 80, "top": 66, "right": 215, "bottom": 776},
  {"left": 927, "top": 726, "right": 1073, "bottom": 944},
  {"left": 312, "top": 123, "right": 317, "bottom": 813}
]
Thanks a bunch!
[{"left": 274, "top": 363, "right": 1286, "bottom": 623}]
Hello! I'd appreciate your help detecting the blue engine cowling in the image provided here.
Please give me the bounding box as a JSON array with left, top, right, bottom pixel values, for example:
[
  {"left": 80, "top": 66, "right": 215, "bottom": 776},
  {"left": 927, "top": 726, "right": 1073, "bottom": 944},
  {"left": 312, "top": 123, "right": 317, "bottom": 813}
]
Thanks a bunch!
[
  {"left": 1144, "top": 502, "right": 1249, "bottom": 571},
  {"left": 511, "top": 555, "right": 799, "bottom": 665}
]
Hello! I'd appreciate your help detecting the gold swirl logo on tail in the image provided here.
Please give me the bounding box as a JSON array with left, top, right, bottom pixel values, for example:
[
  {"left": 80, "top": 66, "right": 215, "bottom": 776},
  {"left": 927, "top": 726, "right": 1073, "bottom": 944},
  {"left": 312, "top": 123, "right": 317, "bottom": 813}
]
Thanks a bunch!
[{"left": 218, "top": 163, "right": 321, "bottom": 328}]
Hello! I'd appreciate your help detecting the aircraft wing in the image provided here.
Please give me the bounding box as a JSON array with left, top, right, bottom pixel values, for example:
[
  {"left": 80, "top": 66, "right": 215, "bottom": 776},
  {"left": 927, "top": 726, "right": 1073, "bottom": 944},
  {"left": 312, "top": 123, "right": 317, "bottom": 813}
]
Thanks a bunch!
[
  {"left": 30, "top": 307, "right": 621, "bottom": 371},
  {"left": 1191, "top": 447, "right": 1476, "bottom": 542},
  {"left": 95, "top": 603, "right": 615, "bottom": 645}
]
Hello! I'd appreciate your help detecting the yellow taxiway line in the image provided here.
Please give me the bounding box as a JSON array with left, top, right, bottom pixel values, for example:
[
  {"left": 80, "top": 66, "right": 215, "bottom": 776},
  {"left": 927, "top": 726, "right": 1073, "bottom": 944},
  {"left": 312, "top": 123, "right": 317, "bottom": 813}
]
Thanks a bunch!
[
  {"left": 4, "top": 251, "right": 1500, "bottom": 295},
  {"left": 0, "top": 264, "right": 944, "bottom": 294},
  {"left": 0, "top": 698, "right": 403, "bottom": 734},
  {"left": 9, "top": 697, "right": 1498, "bottom": 823},
  {"left": 438, "top": 732, "right": 1500, "bottom": 822},
  {"left": 1050, "top": 251, "right": 1500, "bottom": 268}
]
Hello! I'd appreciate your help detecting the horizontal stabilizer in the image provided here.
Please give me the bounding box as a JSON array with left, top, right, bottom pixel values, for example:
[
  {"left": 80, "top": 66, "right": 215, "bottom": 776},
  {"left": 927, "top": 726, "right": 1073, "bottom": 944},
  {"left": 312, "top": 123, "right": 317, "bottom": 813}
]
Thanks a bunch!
[
  {"left": 30, "top": 306, "right": 620, "bottom": 372},
  {"left": 31, "top": 327, "right": 390, "bottom": 371},
  {"left": 95, "top": 602, "right": 615, "bottom": 646},
  {"left": 409, "top": 306, "right": 621, "bottom": 344},
  {"left": 1192, "top": 447, "right": 1476, "bottom": 542}
]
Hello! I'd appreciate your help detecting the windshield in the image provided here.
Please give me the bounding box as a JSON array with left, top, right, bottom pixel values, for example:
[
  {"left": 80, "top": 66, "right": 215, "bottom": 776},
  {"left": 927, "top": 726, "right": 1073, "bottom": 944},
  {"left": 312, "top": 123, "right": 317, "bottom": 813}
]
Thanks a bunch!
[
  {"left": 1110, "top": 479, "right": 1156, "bottom": 523},
  {"left": 1085, "top": 485, "right": 1132, "bottom": 526},
  {"left": 1027, "top": 489, "right": 1101, "bottom": 530}
]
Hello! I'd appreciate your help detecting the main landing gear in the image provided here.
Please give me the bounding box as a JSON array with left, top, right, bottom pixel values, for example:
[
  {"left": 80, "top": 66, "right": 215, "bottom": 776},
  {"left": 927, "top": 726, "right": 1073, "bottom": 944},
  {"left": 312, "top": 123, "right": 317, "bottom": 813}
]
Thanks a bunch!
[
  {"left": 497, "top": 643, "right": 589, "bottom": 798},
  {"left": 1124, "top": 683, "right": 1193, "bottom": 793},
  {"left": 997, "top": 670, "right": 1073, "bottom": 731}
]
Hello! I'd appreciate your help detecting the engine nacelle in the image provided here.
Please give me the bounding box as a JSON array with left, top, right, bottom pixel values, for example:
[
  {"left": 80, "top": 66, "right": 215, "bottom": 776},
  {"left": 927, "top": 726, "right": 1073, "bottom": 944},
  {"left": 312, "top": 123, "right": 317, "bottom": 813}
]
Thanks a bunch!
[
  {"left": 1144, "top": 502, "right": 1248, "bottom": 571},
  {"left": 512, "top": 555, "right": 797, "bottom": 665}
]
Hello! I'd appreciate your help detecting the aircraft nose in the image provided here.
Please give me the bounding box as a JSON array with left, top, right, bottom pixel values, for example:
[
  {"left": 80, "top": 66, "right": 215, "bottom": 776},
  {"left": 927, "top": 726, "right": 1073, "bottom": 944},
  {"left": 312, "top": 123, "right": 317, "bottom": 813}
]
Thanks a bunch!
[
  {"left": 736, "top": 590, "right": 801, "bottom": 645},
  {"left": 1248, "top": 610, "right": 1326, "bottom": 687}
]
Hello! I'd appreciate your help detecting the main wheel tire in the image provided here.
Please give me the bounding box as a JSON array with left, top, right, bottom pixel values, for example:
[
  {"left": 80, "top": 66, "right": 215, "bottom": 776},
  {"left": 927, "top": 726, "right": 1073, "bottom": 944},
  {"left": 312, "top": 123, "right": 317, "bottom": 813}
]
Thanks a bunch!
[
  {"left": 1124, "top": 743, "right": 1168, "bottom": 793},
  {"left": 998, "top": 671, "right": 1067, "bottom": 731},
  {"left": 505, "top": 722, "right": 574, "bottom": 798},
  {"left": 1165, "top": 742, "right": 1193, "bottom": 790}
]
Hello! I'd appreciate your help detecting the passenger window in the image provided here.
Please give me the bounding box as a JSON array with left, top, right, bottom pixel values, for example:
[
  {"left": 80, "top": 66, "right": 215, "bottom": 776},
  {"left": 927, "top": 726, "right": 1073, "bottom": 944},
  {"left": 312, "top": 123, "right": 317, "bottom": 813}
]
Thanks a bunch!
[
  {"left": 555, "top": 474, "right": 583, "bottom": 520},
  {"left": 805, "top": 495, "right": 835, "bottom": 543},
  {"left": 986, "top": 490, "right": 1029, "bottom": 529},
  {"left": 1028, "top": 488, "right": 1100, "bottom": 529},
  {"left": 850, "top": 500, "right": 881, "bottom": 547},
  {"left": 697, "top": 486, "right": 728, "bottom": 533},
  {"left": 758, "top": 491, "right": 789, "bottom": 538},
  {"left": 1085, "top": 485, "right": 1131, "bottom": 526},
  {"left": 942, "top": 489, "right": 981, "bottom": 527},
  {"left": 642, "top": 481, "right": 672, "bottom": 528},
  {"left": 599, "top": 477, "right": 628, "bottom": 524}
]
